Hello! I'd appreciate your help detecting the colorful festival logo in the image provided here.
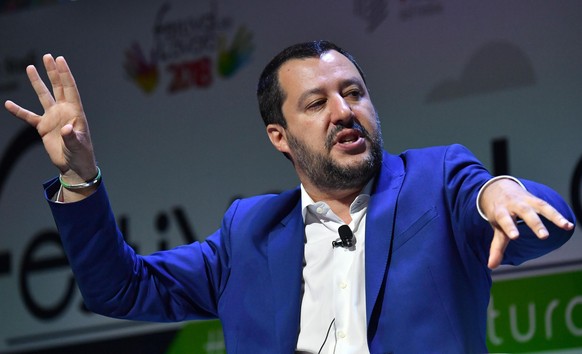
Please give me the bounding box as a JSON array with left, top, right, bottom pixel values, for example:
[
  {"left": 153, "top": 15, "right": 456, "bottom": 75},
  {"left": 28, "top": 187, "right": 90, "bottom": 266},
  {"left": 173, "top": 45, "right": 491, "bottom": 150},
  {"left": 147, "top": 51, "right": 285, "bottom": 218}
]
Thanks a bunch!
[{"left": 124, "top": 2, "right": 254, "bottom": 94}]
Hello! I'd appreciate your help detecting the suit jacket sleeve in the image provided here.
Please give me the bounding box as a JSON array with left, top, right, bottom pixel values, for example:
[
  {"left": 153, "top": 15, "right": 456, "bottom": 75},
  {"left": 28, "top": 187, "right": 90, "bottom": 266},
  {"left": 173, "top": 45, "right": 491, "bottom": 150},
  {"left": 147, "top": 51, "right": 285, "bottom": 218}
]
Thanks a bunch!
[
  {"left": 443, "top": 144, "right": 575, "bottom": 266},
  {"left": 44, "top": 177, "right": 232, "bottom": 322}
]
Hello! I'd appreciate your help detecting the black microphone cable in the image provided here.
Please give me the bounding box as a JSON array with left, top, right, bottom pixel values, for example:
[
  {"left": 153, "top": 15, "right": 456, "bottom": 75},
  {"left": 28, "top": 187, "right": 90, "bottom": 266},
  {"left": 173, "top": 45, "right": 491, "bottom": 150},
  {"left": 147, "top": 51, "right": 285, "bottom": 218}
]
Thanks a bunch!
[{"left": 318, "top": 318, "right": 336, "bottom": 354}]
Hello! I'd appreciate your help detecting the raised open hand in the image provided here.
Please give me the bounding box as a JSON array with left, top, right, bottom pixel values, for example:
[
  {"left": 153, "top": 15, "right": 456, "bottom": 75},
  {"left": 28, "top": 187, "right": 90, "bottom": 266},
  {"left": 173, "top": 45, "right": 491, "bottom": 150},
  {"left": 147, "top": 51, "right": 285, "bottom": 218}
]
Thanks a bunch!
[{"left": 4, "top": 54, "right": 97, "bottom": 184}]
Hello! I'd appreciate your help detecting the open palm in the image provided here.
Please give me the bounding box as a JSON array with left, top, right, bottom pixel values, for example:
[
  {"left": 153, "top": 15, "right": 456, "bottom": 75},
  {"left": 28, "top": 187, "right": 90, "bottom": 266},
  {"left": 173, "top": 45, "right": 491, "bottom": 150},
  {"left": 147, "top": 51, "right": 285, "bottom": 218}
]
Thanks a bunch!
[{"left": 5, "top": 54, "right": 97, "bottom": 181}]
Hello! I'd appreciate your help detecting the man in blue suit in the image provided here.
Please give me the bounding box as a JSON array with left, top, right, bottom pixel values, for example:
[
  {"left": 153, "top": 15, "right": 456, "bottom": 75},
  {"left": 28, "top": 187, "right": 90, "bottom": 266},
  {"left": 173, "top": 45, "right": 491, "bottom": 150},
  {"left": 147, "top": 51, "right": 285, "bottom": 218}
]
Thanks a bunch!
[{"left": 5, "top": 41, "right": 575, "bottom": 353}]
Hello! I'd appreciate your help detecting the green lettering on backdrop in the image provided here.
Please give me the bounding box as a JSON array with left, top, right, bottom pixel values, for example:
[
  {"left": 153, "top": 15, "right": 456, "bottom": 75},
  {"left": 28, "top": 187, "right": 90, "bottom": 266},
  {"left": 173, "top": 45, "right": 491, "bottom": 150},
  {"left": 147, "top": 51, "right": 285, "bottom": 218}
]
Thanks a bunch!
[
  {"left": 166, "top": 320, "right": 225, "bottom": 354},
  {"left": 487, "top": 269, "right": 582, "bottom": 352}
]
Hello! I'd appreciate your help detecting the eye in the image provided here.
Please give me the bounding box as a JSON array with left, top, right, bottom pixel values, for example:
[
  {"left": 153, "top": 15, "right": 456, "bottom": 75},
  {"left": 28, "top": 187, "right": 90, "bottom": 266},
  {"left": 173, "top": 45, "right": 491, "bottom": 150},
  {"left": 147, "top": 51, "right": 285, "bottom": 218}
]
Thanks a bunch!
[
  {"left": 306, "top": 99, "right": 326, "bottom": 111},
  {"left": 343, "top": 87, "right": 363, "bottom": 99}
]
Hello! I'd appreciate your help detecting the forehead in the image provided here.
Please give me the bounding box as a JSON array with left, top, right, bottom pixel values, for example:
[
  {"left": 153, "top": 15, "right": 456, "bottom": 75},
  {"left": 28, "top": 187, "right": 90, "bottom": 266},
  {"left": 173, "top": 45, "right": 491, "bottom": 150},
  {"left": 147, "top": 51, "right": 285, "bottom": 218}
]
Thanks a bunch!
[{"left": 277, "top": 50, "right": 364, "bottom": 97}]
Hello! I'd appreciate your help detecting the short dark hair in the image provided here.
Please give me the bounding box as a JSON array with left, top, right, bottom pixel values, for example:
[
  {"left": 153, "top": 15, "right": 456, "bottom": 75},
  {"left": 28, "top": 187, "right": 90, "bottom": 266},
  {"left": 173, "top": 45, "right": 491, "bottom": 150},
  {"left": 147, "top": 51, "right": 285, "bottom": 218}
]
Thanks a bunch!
[{"left": 256, "top": 40, "right": 366, "bottom": 128}]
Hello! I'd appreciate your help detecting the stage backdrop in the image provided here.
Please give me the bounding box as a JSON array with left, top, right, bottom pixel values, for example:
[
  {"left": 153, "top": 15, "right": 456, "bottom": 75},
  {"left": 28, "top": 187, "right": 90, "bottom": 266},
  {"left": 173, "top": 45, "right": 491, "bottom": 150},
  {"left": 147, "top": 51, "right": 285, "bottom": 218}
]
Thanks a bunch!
[{"left": 1, "top": 1, "right": 581, "bottom": 353}]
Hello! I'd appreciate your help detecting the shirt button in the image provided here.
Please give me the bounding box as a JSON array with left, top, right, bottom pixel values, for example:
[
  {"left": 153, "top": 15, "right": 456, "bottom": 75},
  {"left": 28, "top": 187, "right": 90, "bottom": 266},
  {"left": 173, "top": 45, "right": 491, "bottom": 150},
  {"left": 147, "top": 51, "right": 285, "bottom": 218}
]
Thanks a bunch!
[
  {"left": 338, "top": 331, "right": 346, "bottom": 338},
  {"left": 316, "top": 207, "right": 324, "bottom": 214},
  {"left": 340, "top": 282, "right": 348, "bottom": 289}
]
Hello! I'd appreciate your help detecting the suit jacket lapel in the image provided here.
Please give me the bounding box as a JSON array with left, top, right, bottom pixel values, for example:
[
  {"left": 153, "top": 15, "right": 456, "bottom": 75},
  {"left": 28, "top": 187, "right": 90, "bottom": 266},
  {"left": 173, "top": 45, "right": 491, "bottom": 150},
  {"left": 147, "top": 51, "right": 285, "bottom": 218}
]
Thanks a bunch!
[
  {"left": 366, "top": 152, "right": 405, "bottom": 325},
  {"left": 267, "top": 191, "right": 304, "bottom": 352},
  {"left": 263, "top": 152, "right": 405, "bottom": 348}
]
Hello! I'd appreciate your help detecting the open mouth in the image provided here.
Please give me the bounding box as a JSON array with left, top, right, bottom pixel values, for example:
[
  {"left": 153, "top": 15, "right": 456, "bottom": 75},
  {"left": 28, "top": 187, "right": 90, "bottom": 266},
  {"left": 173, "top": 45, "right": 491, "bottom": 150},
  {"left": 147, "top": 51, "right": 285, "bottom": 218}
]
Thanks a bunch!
[
  {"left": 334, "top": 129, "right": 364, "bottom": 145},
  {"left": 337, "top": 130, "right": 362, "bottom": 144},
  {"left": 325, "top": 124, "right": 369, "bottom": 151}
]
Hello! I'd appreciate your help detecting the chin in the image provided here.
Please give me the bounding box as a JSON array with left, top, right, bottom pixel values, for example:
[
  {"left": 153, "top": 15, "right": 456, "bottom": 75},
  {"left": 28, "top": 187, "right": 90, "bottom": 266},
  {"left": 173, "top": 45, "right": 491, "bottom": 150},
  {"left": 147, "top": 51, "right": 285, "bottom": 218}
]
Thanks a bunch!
[{"left": 335, "top": 152, "right": 372, "bottom": 166}]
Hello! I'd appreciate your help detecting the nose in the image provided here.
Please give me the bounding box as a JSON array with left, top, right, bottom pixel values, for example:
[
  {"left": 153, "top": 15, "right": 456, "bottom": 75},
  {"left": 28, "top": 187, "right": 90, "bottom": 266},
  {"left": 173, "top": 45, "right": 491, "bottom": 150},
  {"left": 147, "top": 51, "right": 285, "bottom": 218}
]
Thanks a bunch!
[{"left": 329, "top": 95, "right": 354, "bottom": 126}]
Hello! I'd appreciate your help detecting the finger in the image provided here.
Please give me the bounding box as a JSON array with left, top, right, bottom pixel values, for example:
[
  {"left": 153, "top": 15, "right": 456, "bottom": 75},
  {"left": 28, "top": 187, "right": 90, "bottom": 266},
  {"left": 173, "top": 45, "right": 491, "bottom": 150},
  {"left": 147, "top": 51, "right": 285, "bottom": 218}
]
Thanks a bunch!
[
  {"left": 488, "top": 230, "right": 509, "bottom": 269},
  {"left": 517, "top": 208, "right": 550, "bottom": 239},
  {"left": 513, "top": 197, "right": 573, "bottom": 239},
  {"left": 55, "top": 56, "right": 82, "bottom": 107},
  {"left": 26, "top": 62, "right": 56, "bottom": 111},
  {"left": 490, "top": 209, "right": 520, "bottom": 240},
  {"left": 530, "top": 197, "right": 575, "bottom": 231},
  {"left": 4, "top": 100, "right": 41, "bottom": 127},
  {"left": 43, "top": 54, "right": 65, "bottom": 103}
]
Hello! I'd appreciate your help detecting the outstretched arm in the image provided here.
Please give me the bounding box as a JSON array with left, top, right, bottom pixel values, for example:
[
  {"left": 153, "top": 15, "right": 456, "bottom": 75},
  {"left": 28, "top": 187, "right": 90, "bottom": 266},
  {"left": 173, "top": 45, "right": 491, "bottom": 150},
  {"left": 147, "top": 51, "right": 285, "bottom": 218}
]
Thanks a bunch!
[{"left": 5, "top": 54, "right": 98, "bottom": 202}]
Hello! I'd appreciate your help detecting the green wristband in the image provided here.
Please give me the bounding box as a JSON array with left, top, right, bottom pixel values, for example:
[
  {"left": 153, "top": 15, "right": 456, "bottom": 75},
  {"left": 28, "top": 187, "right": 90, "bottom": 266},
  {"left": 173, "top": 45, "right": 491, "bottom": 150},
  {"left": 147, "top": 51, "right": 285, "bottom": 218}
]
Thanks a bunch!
[{"left": 59, "top": 167, "right": 101, "bottom": 190}]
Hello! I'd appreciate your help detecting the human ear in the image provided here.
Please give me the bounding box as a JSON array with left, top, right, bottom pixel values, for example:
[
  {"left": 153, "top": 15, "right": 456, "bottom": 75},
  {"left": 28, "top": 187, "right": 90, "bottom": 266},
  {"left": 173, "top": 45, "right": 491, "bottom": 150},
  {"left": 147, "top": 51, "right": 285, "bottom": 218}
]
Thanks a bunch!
[{"left": 266, "top": 124, "right": 290, "bottom": 154}]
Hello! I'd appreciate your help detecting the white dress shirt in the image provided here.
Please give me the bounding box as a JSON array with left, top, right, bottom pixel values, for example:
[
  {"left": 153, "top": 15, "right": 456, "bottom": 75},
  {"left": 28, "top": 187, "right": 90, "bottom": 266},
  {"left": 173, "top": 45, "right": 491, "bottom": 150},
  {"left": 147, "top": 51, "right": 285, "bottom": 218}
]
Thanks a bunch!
[{"left": 296, "top": 185, "right": 370, "bottom": 354}]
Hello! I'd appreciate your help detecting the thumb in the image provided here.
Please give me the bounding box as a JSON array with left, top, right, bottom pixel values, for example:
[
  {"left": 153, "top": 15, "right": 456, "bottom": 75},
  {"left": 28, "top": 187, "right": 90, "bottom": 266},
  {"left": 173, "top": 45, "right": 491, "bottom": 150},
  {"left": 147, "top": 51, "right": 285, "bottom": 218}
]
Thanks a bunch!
[
  {"left": 60, "top": 123, "right": 96, "bottom": 177},
  {"left": 61, "top": 123, "right": 74, "bottom": 137},
  {"left": 60, "top": 123, "right": 86, "bottom": 153},
  {"left": 61, "top": 124, "right": 81, "bottom": 152},
  {"left": 488, "top": 229, "right": 509, "bottom": 269}
]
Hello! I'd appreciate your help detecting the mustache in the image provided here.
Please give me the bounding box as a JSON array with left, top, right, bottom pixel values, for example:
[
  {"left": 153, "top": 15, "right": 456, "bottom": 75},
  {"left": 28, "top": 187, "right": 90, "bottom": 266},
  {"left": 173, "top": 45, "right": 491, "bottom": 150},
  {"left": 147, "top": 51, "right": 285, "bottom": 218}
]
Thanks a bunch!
[{"left": 324, "top": 122, "right": 371, "bottom": 151}]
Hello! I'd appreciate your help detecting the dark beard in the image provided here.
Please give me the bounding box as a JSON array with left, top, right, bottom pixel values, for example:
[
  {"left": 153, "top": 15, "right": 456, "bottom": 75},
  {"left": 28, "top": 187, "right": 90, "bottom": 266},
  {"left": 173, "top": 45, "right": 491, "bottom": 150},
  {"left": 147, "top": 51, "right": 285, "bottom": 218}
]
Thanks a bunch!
[{"left": 286, "top": 121, "right": 383, "bottom": 192}]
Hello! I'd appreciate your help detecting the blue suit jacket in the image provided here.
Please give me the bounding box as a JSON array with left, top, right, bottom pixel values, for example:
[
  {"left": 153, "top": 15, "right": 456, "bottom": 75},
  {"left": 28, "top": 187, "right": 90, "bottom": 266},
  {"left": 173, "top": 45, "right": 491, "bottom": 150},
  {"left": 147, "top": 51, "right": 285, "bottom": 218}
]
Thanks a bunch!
[{"left": 47, "top": 145, "right": 575, "bottom": 353}]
